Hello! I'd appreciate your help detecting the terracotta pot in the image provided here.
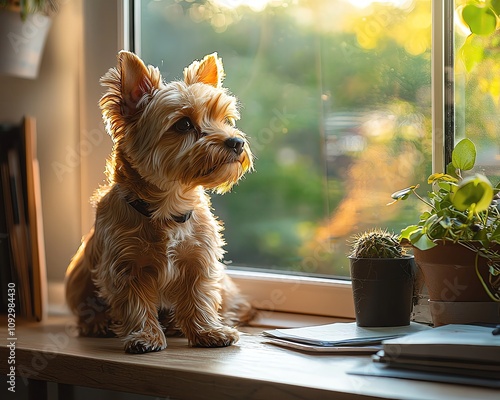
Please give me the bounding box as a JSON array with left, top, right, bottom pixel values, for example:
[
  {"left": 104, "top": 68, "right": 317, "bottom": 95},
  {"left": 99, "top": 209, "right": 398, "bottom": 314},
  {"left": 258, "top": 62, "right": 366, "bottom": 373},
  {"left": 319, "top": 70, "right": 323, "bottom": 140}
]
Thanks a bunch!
[
  {"left": 349, "top": 256, "right": 415, "bottom": 327},
  {"left": 413, "top": 242, "right": 500, "bottom": 326},
  {"left": 428, "top": 301, "right": 500, "bottom": 326},
  {"left": 413, "top": 242, "right": 493, "bottom": 302}
]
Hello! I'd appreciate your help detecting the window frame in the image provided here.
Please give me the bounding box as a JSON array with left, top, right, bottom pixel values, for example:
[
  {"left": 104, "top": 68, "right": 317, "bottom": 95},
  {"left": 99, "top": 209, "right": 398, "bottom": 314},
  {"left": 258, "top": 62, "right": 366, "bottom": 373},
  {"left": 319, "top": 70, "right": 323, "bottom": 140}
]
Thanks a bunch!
[{"left": 115, "top": 0, "right": 451, "bottom": 319}]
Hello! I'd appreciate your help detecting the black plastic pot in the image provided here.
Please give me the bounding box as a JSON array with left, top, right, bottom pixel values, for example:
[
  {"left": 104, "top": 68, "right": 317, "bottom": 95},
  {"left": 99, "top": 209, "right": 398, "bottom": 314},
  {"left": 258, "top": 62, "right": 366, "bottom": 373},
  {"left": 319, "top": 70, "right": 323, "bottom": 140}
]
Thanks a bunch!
[{"left": 349, "top": 256, "right": 415, "bottom": 327}]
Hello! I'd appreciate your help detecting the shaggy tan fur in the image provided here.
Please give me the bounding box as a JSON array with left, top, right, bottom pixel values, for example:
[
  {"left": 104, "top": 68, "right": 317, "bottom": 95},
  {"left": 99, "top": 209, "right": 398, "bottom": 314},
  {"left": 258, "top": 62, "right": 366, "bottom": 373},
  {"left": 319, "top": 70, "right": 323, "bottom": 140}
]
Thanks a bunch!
[{"left": 65, "top": 51, "right": 254, "bottom": 353}]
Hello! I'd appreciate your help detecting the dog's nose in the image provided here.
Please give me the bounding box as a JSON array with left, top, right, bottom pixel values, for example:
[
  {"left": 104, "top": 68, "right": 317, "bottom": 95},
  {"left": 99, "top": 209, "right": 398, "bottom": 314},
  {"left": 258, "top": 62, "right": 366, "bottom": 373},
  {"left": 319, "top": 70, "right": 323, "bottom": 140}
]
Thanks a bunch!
[{"left": 225, "top": 137, "right": 244, "bottom": 155}]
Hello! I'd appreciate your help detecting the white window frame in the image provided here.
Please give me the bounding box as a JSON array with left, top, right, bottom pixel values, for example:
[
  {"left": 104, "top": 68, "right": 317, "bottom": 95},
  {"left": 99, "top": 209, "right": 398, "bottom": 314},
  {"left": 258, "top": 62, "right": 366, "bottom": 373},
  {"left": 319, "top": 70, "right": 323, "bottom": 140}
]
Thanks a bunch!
[{"left": 109, "top": 0, "right": 449, "bottom": 320}]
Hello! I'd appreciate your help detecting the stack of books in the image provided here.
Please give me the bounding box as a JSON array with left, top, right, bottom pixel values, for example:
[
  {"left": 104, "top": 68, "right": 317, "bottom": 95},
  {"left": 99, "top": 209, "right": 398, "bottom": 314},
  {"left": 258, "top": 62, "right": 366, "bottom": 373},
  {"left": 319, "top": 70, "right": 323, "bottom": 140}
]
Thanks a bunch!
[
  {"left": 0, "top": 117, "right": 46, "bottom": 321},
  {"left": 350, "top": 324, "right": 500, "bottom": 388}
]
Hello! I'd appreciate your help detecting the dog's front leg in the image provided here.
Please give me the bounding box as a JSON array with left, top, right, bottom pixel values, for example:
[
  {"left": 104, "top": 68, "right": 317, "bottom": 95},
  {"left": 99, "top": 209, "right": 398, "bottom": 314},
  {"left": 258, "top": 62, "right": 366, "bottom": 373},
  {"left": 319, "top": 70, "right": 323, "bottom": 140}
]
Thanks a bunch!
[
  {"left": 99, "top": 263, "right": 167, "bottom": 354},
  {"left": 171, "top": 259, "right": 240, "bottom": 347}
]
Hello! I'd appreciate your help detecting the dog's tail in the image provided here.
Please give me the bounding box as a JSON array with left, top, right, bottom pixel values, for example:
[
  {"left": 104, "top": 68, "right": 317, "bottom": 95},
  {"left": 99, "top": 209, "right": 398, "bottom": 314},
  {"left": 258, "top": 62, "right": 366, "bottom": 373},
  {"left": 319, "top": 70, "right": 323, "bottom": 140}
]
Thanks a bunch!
[
  {"left": 220, "top": 274, "right": 257, "bottom": 327},
  {"left": 65, "top": 228, "right": 114, "bottom": 337},
  {"left": 65, "top": 228, "right": 98, "bottom": 315}
]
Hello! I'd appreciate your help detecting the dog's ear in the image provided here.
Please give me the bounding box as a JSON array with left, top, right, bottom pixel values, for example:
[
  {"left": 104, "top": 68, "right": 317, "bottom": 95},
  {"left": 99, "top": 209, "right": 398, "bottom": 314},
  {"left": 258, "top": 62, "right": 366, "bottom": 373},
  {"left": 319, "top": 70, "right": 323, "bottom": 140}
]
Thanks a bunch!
[
  {"left": 100, "top": 51, "right": 162, "bottom": 141},
  {"left": 183, "top": 53, "right": 225, "bottom": 88},
  {"left": 100, "top": 51, "right": 161, "bottom": 118},
  {"left": 118, "top": 51, "right": 162, "bottom": 116}
]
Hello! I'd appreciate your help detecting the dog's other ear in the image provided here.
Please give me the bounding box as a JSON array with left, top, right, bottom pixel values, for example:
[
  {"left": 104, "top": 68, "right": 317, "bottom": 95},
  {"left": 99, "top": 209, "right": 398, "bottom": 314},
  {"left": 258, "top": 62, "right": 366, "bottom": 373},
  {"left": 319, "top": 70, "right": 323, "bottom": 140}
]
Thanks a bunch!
[{"left": 183, "top": 53, "right": 225, "bottom": 88}]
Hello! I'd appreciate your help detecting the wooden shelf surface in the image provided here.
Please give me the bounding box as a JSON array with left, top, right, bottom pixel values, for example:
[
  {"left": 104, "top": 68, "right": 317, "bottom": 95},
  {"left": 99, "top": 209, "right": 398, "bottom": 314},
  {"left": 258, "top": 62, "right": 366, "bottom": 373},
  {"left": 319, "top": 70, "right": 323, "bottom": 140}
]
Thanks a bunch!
[{"left": 1, "top": 317, "right": 499, "bottom": 400}]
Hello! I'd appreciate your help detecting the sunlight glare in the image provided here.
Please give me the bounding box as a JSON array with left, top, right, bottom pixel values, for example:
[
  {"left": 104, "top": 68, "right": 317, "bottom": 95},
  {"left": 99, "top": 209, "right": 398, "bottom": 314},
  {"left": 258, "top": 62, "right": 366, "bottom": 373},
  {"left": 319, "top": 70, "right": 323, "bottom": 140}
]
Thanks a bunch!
[
  {"left": 345, "top": 0, "right": 414, "bottom": 8},
  {"left": 211, "top": 0, "right": 283, "bottom": 12}
]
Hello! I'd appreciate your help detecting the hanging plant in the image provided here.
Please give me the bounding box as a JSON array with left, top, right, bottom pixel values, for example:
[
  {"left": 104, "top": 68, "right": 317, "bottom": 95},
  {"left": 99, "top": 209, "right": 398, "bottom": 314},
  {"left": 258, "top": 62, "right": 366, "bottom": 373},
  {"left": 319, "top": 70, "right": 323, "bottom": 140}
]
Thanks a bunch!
[
  {"left": 0, "top": 0, "right": 59, "bottom": 20},
  {"left": 457, "top": 0, "right": 500, "bottom": 72}
]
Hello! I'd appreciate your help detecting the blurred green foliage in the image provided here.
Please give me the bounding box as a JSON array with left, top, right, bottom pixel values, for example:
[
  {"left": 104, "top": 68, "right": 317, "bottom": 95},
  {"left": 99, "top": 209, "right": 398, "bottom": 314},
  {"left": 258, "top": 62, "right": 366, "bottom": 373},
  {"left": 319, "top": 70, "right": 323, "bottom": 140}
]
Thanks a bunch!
[{"left": 140, "top": 0, "right": 435, "bottom": 276}]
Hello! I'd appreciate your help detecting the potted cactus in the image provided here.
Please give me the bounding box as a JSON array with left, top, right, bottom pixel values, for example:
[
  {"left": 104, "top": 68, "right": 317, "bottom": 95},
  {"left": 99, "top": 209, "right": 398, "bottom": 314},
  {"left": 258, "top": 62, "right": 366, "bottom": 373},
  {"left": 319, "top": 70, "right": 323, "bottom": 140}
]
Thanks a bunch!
[{"left": 348, "top": 229, "right": 415, "bottom": 327}]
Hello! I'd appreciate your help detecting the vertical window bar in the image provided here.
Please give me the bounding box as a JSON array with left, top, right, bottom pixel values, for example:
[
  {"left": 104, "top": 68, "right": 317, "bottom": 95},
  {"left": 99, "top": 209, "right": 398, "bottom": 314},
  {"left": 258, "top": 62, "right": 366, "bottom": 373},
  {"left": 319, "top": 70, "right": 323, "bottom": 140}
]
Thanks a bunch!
[
  {"left": 128, "top": 0, "right": 135, "bottom": 53},
  {"left": 432, "top": 0, "right": 445, "bottom": 173},
  {"left": 132, "top": 0, "right": 142, "bottom": 56},
  {"left": 118, "top": 0, "right": 132, "bottom": 52},
  {"left": 444, "top": 0, "right": 455, "bottom": 167},
  {"left": 432, "top": 0, "right": 455, "bottom": 172}
]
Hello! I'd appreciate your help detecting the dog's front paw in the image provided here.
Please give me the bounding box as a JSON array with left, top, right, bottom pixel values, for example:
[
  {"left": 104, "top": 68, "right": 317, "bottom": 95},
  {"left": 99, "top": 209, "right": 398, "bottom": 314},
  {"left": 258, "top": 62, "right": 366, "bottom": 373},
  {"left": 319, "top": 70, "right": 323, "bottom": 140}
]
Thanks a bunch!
[
  {"left": 191, "top": 326, "right": 240, "bottom": 348},
  {"left": 124, "top": 329, "right": 167, "bottom": 354}
]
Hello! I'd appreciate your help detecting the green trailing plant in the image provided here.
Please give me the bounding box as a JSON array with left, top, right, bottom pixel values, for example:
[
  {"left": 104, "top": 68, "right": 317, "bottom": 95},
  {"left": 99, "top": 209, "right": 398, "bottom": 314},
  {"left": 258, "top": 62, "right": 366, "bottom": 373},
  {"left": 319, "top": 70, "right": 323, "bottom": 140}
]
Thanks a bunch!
[
  {"left": 390, "top": 138, "right": 500, "bottom": 301},
  {"left": 457, "top": 0, "right": 500, "bottom": 72},
  {"left": 349, "top": 229, "right": 407, "bottom": 259}
]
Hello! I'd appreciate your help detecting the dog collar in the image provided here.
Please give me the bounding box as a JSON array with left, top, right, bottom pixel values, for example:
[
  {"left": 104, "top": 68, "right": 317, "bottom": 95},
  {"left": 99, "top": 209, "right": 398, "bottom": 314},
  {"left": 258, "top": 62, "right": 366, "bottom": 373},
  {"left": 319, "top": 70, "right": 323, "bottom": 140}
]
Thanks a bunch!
[{"left": 127, "top": 198, "right": 192, "bottom": 223}]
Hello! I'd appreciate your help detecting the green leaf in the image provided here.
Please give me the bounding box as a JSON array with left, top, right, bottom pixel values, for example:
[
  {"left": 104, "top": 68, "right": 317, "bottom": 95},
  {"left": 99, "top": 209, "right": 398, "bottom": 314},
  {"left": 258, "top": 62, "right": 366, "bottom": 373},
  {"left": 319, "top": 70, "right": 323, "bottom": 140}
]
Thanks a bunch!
[
  {"left": 439, "top": 216, "right": 452, "bottom": 229},
  {"left": 446, "top": 162, "right": 459, "bottom": 178},
  {"left": 491, "top": 0, "right": 500, "bottom": 16},
  {"left": 462, "top": 4, "right": 497, "bottom": 36},
  {"left": 390, "top": 186, "right": 416, "bottom": 200},
  {"left": 452, "top": 138, "right": 476, "bottom": 171},
  {"left": 451, "top": 174, "right": 494, "bottom": 213},
  {"left": 423, "top": 213, "right": 440, "bottom": 230},
  {"left": 420, "top": 211, "right": 431, "bottom": 221},
  {"left": 400, "top": 225, "right": 420, "bottom": 241},
  {"left": 428, "top": 173, "right": 458, "bottom": 185},
  {"left": 458, "top": 35, "right": 485, "bottom": 72},
  {"left": 493, "top": 222, "right": 500, "bottom": 241},
  {"left": 412, "top": 234, "right": 437, "bottom": 251},
  {"left": 473, "top": 228, "right": 487, "bottom": 241}
]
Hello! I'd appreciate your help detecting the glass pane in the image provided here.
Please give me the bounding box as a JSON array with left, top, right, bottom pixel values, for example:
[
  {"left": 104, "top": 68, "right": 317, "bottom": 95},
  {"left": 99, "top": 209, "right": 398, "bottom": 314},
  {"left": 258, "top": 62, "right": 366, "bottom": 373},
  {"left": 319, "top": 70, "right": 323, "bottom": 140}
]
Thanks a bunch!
[
  {"left": 454, "top": 0, "right": 500, "bottom": 183},
  {"left": 139, "top": 0, "right": 432, "bottom": 278}
]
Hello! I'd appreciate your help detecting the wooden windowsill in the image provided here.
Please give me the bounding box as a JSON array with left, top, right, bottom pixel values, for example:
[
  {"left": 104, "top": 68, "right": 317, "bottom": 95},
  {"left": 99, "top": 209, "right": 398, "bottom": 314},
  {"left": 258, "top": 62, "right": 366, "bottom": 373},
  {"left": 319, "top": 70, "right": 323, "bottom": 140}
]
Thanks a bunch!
[{"left": 0, "top": 316, "right": 498, "bottom": 400}]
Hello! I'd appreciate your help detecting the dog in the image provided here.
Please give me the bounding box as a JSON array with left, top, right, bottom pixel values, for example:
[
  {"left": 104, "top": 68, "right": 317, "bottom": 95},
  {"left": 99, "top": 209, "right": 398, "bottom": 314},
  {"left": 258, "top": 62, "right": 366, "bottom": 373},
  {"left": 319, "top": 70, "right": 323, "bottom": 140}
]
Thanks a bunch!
[{"left": 65, "top": 51, "right": 254, "bottom": 353}]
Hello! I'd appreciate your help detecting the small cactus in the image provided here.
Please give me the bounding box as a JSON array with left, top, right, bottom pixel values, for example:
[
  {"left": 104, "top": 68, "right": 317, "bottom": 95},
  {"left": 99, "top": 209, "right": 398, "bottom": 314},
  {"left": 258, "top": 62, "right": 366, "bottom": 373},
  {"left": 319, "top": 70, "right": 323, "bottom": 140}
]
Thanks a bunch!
[{"left": 350, "top": 229, "right": 406, "bottom": 258}]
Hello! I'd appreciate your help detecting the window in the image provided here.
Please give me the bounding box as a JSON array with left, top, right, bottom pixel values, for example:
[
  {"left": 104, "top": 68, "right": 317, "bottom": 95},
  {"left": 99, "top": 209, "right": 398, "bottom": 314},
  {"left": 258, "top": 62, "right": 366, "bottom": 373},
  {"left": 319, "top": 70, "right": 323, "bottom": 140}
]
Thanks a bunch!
[
  {"left": 137, "top": 0, "right": 432, "bottom": 278},
  {"left": 128, "top": 0, "right": 499, "bottom": 317}
]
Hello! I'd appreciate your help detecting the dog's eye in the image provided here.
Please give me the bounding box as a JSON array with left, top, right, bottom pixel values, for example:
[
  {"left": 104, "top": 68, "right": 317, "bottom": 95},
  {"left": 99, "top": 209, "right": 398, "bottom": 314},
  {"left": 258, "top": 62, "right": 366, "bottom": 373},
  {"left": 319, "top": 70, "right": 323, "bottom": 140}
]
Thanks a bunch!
[
  {"left": 175, "top": 117, "right": 194, "bottom": 133},
  {"left": 225, "top": 117, "right": 236, "bottom": 127}
]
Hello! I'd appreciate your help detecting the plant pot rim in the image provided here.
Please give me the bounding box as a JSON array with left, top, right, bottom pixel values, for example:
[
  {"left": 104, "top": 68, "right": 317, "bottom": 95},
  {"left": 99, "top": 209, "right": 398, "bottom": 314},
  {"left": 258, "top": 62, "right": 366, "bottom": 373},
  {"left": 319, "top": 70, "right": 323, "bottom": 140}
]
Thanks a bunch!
[{"left": 412, "top": 239, "right": 500, "bottom": 249}]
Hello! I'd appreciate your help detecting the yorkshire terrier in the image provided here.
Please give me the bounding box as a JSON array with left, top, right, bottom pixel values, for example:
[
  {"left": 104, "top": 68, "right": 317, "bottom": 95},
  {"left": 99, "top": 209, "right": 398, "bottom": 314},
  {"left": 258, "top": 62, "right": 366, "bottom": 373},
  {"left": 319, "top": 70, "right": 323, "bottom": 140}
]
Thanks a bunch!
[{"left": 65, "top": 51, "right": 254, "bottom": 353}]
